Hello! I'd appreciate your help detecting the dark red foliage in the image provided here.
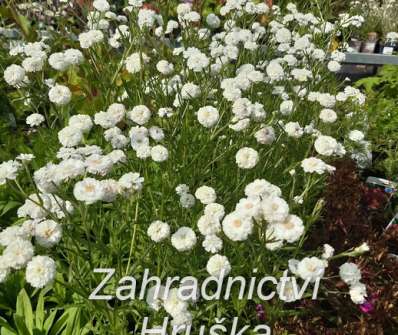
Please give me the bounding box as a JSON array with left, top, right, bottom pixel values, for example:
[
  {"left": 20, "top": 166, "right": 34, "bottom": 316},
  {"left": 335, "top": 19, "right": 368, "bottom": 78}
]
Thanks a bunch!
[
  {"left": 363, "top": 187, "right": 389, "bottom": 210},
  {"left": 276, "top": 159, "right": 398, "bottom": 334}
]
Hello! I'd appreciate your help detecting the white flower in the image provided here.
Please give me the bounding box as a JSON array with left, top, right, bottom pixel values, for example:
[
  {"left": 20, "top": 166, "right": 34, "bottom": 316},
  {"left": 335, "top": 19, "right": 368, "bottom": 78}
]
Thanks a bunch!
[
  {"left": 26, "top": 113, "right": 45, "bottom": 127},
  {"left": 35, "top": 220, "right": 62, "bottom": 248},
  {"left": 3, "top": 238, "right": 34, "bottom": 269},
  {"left": 179, "top": 193, "right": 196, "bottom": 208},
  {"left": 156, "top": 60, "right": 174, "bottom": 75},
  {"left": 206, "top": 13, "right": 220, "bottom": 28},
  {"left": 146, "top": 285, "right": 167, "bottom": 311},
  {"left": 301, "top": 157, "right": 335, "bottom": 174},
  {"left": 195, "top": 186, "right": 217, "bottom": 205},
  {"left": 94, "top": 110, "right": 121, "bottom": 129},
  {"left": 284, "top": 122, "right": 303, "bottom": 138},
  {"left": 327, "top": 60, "right": 341, "bottom": 72},
  {"left": 4, "top": 64, "right": 25, "bottom": 86},
  {"left": 0, "top": 160, "right": 21, "bottom": 185},
  {"left": 176, "top": 184, "right": 190, "bottom": 195},
  {"left": 163, "top": 288, "right": 188, "bottom": 317},
  {"left": 206, "top": 254, "right": 231, "bottom": 277},
  {"left": 49, "top": 52, "right": 69, "bottom": 71},
  {"left": 314, "top": 135, "right": 338, "bottom": 156},
  {"left": 245, "top": 179, "right": 281, "bottom": 199},
  {"left": 296, "top": 257, "right": 326, "bottom": 282},
  {"left": 69, "top": 115, "right": 93, "bottom": 133},
  {"left": 187, "top": 52, "right": 209, "bottom": 72},
  {"left": 64, "top": 49, "right": 84, "bottom": 65},
  {"left": 16, "top": 153, "right": 35, "bottom": 162},
  {"left": 280, "top": 100, "right": 294, "bottom": 115},
  {"left": 222, "top": 211, "right": 253, "bottom": 241},
  {"left": 149, "top": 126, "right": 165, "bottom": 142},
  {"left": 16, "top": 195, "right": 38, "bottom": 219},
  {"left": 348, "top": 130, "right": 365, "bottom": 142},
  {"left": 136, "top": 145, "right": 151, "bottom": 159},
  {"left": 25, "top": 256, "right": 56, "bottom": 288},
  {"left": 197, "top": 106, "right": 219, "bottom": 128},
  {"left": 272, "top": 214, "right": 304, "bottom": 243},
  {"left": 204, "top": 203, "right": 225, "bottom": 221},
  {"left": 56, "top": 159, "right": 86, "bottom": 182},
  {"left": 85, "top": 154, "right": 114, "bottom": 176},
  {"left": 58, "top": 126, "right": 83, "bottom": 147},
  {"left": 266, "top": 61, "right": 284, "bottom": 81},
  {"left": 235, "top": 197, "right": 262, "bottom": 220},
  {"left": 235, "top": 147, "right": 259, "bottom": 169},
  {"left": 137, "top": 8, "right": 157, "bottom": 29},
  {"left": 151, "top": 145, "right": 169, "bottom": 162},
  {"left": 291, "top": 68, "right": 312, "bottom": 82},
  {"left": 277, "top": 278, "right": 298, "bottom": 302},
  {"left": 147, "top": 221, "right": 170, "bottom": 242},
  {"left": 79, "top": 30, "right": 104, "bottom": 48},
  {"left": 158, "top": 107, "right": 174, "bottom": 118},
  {"left": 180, "top": 83, "right": 201, "bottom": 100},
  {"left": 125, "top": 52, "right": 150, "bottom": 73},
  {"left": 275, "top": 27, "right": 291, "bottom": 43},
  {"left": 339, "top": 262, "right": 361, "bottom": 286},
  {"left": 202, "top": 234, "right": 223, "bottom": 253},
  {"left": 93, "top": 0, "right": 110, "bottom": 12},
  {"left": 22, "top": 57, "right": 44, "bottom": 72},
  {"left": 49, "top": 85, "right": 72, "bottom": 106},
  {"left": 119, "top": 172, "right": 144, "bottom": 192},
  {"left": 349, "top": 282, "right": 367, "bottom": 304},
  {"left": 0, "top": 256, "right": 10, "bottom": 283},
  {"left": 73, "top": 178, "right": 105, "bottom": 204},
  {"left": 262, "top": 196, "right": 289, "bottom": 224},
  {"left": 127, "top": 105, "right": 152, "bottom": 125},
  {"left": 319, "top": 109, "right": 337, "bottom": 123},
  {"left": 0, "top": 226, "right": 27, "bottom": 247},
  {"left": 318, "top": 93, "right": 336, "bottom": 108},
  {"left": 353, "top": 242, "right": 370, "bottom": 255},
  {"left": 232, "top": 98, "right": 252, "bottom": 119},
  {"left": 197, "top": 215, "right": 221, "bottom": 236},
  {"left": 322, "top": 244, "right": 335, "bottom": 259},
  {"left": 99, "top": 179, "right": 121, "bottom": 203},
  {"left": 165, "top": 20, "right": 179, "bottom": 34},
  {"left": 255, "top": 126, "right": 275, "bottom": 145},
  {"left": 129, "top": 0, "right": 144, "bottom": 7},
  {"left": 171, "top": 227, "right": 197, "bottom": 252}
]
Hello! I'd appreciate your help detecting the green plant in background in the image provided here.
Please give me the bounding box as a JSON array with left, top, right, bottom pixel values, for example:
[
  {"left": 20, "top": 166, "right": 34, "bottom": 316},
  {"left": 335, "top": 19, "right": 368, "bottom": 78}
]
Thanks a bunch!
[{"left": 356, "top": 65, "right": 398, "bottom": 179}]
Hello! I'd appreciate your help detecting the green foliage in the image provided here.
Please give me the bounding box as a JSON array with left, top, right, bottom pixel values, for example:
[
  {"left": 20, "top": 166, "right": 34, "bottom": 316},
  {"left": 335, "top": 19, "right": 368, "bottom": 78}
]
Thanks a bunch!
[
  {"left": 356, "top": 65, "right": 398, "bottom": 178},
  {"left": 0, "top": 285, "right": 94, "bottom": 335}
]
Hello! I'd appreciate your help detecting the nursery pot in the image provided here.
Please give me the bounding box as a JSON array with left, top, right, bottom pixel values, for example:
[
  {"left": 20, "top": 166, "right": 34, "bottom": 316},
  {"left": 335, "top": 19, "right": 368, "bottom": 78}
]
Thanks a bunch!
[{"left": 361, "top": 32, "right": 379, "bottom": 54}]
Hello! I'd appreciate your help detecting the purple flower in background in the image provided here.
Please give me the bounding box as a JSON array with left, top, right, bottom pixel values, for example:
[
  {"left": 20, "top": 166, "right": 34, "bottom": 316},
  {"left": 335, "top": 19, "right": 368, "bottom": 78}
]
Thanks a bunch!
[
  {"left": 359, "top": 301, "right": 374, "bottom": 313},
  {"left": 256, "top": 304, "right": 266, "bottom": 321},
  {"left": 359, "top": 294, "right": 378, "bottom": 314}
]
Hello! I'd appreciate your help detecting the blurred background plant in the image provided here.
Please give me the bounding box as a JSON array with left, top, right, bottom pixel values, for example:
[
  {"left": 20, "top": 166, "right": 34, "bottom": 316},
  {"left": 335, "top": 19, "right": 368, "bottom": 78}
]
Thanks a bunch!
[
  {"left": 349, "top": 0, "right": 398, "bottom": 39},
  {"left": 356, "top": 65, "right": 398, "bottom": 180}
]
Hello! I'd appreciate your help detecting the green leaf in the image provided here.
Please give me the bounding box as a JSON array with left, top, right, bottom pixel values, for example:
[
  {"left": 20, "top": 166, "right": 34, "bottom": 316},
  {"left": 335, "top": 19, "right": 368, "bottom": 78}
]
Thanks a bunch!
[
  {"left": 48, "top": 311, "right": 70, "bottom": 335},
  {"left": 13, "top": 315, "right": 31, "bottom": 335},
  {"left": 43, "top": 311, "right": 57, "bottom": 334},
  {"left": 16, "top": 289, "right": 34, "bottom": 332},
  {"left": 356, "top": 76, "right": 383, "bottom": 93},
  {"left": 35, "top": 291, "right": 45, "bottom": 330},
  {"left": 0, "top": 317, "right": 16, "bottom": 333},
  {"left": 1, "top": 328, "right": 17, "bottom": 335},
  {"left": 0, "top": 201, "right": 20, "bottom": 217},
  {"left": 63, "top": 308, "right": 79, "bottom": 335}
]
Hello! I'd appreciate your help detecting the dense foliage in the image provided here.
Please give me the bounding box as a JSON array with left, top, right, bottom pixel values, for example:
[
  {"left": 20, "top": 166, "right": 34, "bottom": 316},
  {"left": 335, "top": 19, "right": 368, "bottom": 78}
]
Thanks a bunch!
[{"left": 0, "top": 1, "right": 396, "bottom": 334}]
